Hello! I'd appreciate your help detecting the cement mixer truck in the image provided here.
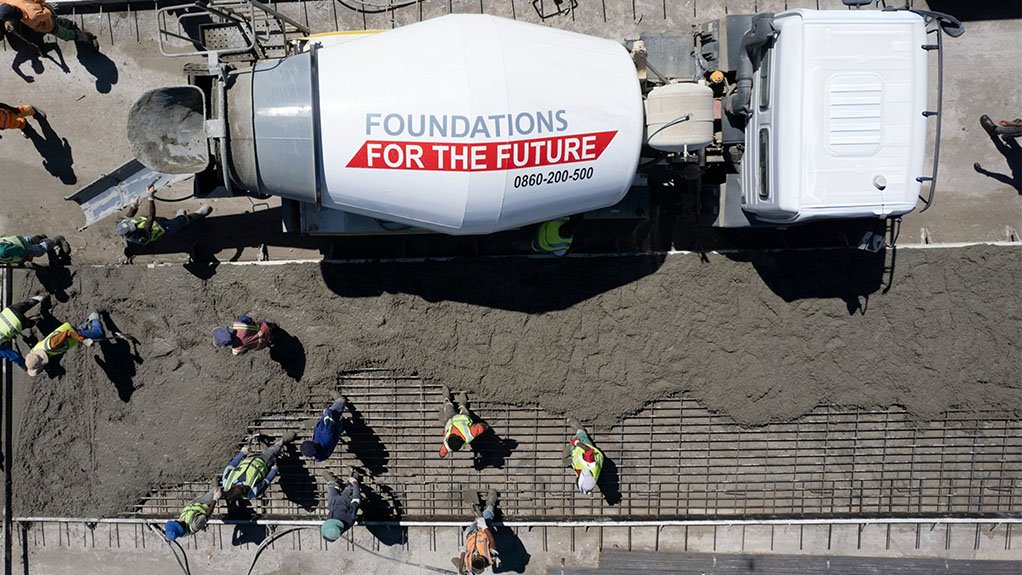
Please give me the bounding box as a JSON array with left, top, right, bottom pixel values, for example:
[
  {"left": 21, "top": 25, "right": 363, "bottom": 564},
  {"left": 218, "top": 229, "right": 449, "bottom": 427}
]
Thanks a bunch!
[{"left": 121, "top": 5, "right": 962, "bottom": 237}]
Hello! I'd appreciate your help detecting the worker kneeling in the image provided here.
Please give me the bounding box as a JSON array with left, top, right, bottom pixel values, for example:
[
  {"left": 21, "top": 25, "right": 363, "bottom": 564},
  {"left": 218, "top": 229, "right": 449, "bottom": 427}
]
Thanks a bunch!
[
  {"left": 24, "top": 311, "right": 103, "bottom": 377},
  {"left": 221, "top": 432, "right": 296, "bottom": 502},
  {"left": 115, "top": 186, "right": 211, "bottom": 247},
  {"left": 0, "top": 295, "right": 46, "bottom": 370},
  {"left": 301, "top": 394, "right": 348, "bottom": 462},
  {"left": 458, "top": 489, "right": 501, "bottom": 575},
  {"left": 319, "top": 469, "right": 361, "bottom": 542},
  {"left": 565, "top": 418, "right": 604, "bottom": 495},
  {"left": 438, "top": 386, "right": 488, "bottom": 458},
  {"left": 0, "top": 234, "right": 69, "bottom": 266},
  {"left": 164, "top": 486, "right": 221, "bottom": 542}
]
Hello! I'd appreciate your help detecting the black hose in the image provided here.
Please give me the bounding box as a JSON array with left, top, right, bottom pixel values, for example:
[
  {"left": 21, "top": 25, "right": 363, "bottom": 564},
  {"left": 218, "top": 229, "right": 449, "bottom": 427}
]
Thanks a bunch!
[
  {"left": 246, "top": 526, "right": 457, "bottom": 575},
  {"left": 147, "top": 523, "right": 191, "bottom": 575},
  {"left": 153, "top": 193, "right": 197, "bottom": 203}
]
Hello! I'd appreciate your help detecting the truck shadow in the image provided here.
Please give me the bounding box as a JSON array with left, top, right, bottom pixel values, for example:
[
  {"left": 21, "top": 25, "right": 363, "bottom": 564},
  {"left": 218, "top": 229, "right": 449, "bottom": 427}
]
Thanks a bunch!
[
  {"left": 320, "top": 253, "right": 667, "bottom": 314},
  {"left": 724, "top": 247, "right": 887, "bottom": 315}
]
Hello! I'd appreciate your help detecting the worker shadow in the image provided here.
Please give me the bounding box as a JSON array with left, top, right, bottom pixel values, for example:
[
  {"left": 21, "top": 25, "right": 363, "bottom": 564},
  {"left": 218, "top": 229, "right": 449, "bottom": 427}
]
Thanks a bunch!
[
  {"left": 28, "top": 262, "right": 74, "bottom": 302},
  {"left": 492, "top": 526, "right": 531, "bottom": 574},
  {"left": 25, "top": 113, "right": 77, "bottom": 185},
  {"left": 320, "top": 253, "right": 666, "bottom": 314},
  {"left": 7, "top": 29, "right": 70, "bottom": 82},
  {"left": 93, "top": 312, "right": 143, "bottom": 402},
  {"left": 597, "top": 456, "right": 622, "bottom": 506},
  {"left": 75, "top": 41, "right": 118, "bottom": 94},
  {"left": 974, "top": 131, "right": 1021, "bottom": 193},
  {"left": 471, "top": 426, "right": 519, "bottom": 471},
  {"left": 344, "top": 404, "right": 389, "bottom": 476},
  {"left": 359, "top": 480, "right": 407, "bottom": 546},
  {"left": 725, "top": 247, "right": 885, "bottom": 315},
  {"left": 268, "top": 326, "right": 305, "bottom": 381},
  {"left": 277, "top": 454, "right": 318, "bottom": 512}
]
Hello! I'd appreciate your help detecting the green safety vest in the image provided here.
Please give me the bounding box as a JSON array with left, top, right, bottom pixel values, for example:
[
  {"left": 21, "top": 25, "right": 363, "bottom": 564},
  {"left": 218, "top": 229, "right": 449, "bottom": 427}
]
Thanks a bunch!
[
  {"left": 123, "top": 216, "right": 166, "bottom": 243},
  {"left": 222, "top": 455, "right": 269, "bottom": 493},
  {"left": 0, "top": 307, "right": 23, "bottom": 344},
  {"left": 32, "top": 323, "right": 79, "bottom": 356},
  {"left": 443, "top": 414, "right": 476, "bottom": 452},
  {"left": 177, "top": 501, "right": 211, "bottom": 534},
  {"left": 0, "top": 236, "right": 29, "bottom": 265},
  {"left": 571, "top": 439, "right": 604, "bottom": 482},
  {"left": 533, "top": 217, "right": 572, "bottom": 255}
]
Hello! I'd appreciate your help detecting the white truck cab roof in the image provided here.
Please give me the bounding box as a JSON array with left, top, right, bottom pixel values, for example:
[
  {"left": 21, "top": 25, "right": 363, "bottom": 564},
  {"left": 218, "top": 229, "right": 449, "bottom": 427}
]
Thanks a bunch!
[{"left": 743, "top": 9, "right": 929, "bottom": 224}]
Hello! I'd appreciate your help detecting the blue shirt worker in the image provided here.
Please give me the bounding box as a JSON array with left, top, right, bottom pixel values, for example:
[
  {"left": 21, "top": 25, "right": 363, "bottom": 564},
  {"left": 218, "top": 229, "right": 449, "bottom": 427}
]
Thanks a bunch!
[
  {"left": 0, "top": 235, "right": 69, "bottom": 265},
  {"left": 319, "top": 470, "right": 361, "bottom": 542},
  {"left": 0, "top": 295, "right": 46, "bottom": 370},
  {"left": 221, "top": 432, "right": 296, "bottom": 502},
  {"left": 300, "top": 395, "right": 347, "bottom": 462},
  {"left": 24, "top": 311, "right": 103, "bottom": 377},
  {"left": 163, "top": 487, "right": 221, "bottom": 541}
]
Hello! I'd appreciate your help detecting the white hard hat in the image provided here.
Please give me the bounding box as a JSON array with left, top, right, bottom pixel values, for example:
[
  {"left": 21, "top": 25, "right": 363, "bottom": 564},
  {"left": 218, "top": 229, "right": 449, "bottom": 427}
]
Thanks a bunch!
[{"left": 577, "top": 469, "right": 596, "bottom": 494}]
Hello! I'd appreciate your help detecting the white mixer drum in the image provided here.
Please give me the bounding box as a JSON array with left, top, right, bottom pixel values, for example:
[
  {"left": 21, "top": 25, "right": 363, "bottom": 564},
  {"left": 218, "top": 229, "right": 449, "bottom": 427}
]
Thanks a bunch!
[{"left": 315, "top": 14, "right": 644, "bottom": 234}]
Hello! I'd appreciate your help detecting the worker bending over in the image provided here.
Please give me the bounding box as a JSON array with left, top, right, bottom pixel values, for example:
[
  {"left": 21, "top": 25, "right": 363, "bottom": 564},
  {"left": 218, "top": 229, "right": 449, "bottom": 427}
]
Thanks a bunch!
[
  {"left": 319, "top": 469, "right": 361, "bottom": 542},
  {"left": 115, "top": 186, "right": 211, "bottom": 246},
  {"left": 0, "top": 295, "right": 46, "bottom": 370},
  {"left": 458, "top": 489, "right": 500, "bottom": 574},
  {"left": 163, "top": 486, "right": 221, "bottom": 542},
  {"left": 565, "top": 418, "right": 604, "bottom": 495},
  {"left": 301, "top": 395, "right": 347, "bottom": 462},
  {"left": 439, "top": 386, "right": 488, "bottom": 458},
  {"left": 531, "top": 216, "right": 574, "bottom": 256},
  {"left": 221, "top": 432, "right": 296, "bottom": 502},
  {"left": 0, "top": 0, "right": 97, "bottom": 46},
  {"left": 24, "top": 311, "right": 103, "bottom": 377},
  {"left": 212, "top": 315, "right": 273, "bottom": 356},
  {"left": 0, "top": 102, "right": 44, "bottom": 137},
  {"left": 0, "top": 235, "right": 69, "bottom": 266}
]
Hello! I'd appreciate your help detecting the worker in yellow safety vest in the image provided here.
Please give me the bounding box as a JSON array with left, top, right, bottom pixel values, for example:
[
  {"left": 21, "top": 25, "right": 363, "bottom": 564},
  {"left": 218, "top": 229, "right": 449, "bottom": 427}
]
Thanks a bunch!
[
  {"left": 221, "top": 432, "right": 296, "bottom": 502},
  {"left": 457, "top": 489, "right": 500, "bottom": 575},
  {"left": 531, "top": 216, "right": 574, "bottom": 256},
  {"left": 163, "top": 486, "right": 222, "bottom": 541},
  {"left": 439, "top": 386, "right": 489, "bottom": 458},
  {"left": 0, "top": 295, "right": 46, "bottom": 370},
  {"left": 24, "top": 311, "right": 104, "bottom": 377},
  {"left": 565, "top": 418, "right": 604, "bottom": 494},
  {"left": 115, "top": 186, "right": 211, "bottom": 247}
]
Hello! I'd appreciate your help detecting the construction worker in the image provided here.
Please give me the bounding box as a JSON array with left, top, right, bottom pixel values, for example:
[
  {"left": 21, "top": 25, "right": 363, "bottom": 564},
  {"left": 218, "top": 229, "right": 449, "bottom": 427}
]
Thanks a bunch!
[
  {"left": 163, "top": 486, "right": 222, "bottom": 542},
  {"left": 0, "top": 0, "right": 97, "bottom": 46},
  {"left": 565, "top": 418, "right": 604, "bottom": 495},
  {"left": 0, "top": 235, "right": 69, "bottom": 266},
  {"left": 531, "top": 216, "right": 573, "bottom": 256},
  {"left": 0, "top": 295, "right": 47, "bottom": 370},
  {"left": 457, "top": 489, "right": 500, "bottom": 575},
  {"left": 115, "top": 185, "right": 211, "bottom": 247},
  {"left": 221, "top": 432, "right": 296, "bottom": 502},
  {"left": 319, "top": 469, "right": 361, "bottom": 542},
  {"left": 0, "top": 102, "right": 45, "bottom": 138},
  {"left": 24, "top": 311, "right": 103, "bottom": 377},
  {"left": 212, "top": 315, "right": 273, "bottom": 356},
  {"left": 439, "top": 386, "right": 488, "bottom": 458},
  {"left": 300, "top": 395, "right": 347, "bottom": 462}
]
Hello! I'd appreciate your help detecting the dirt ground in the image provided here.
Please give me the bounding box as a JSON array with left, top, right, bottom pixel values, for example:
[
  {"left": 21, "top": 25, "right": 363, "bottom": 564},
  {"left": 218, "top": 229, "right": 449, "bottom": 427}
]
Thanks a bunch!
[{"left": 7, "top": 244, "right": 1020, "bottom": 517}]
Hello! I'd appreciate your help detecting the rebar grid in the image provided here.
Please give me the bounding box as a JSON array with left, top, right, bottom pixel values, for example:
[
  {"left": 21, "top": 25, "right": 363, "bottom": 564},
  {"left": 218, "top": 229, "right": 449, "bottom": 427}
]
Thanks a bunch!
[{"left": 132, "top": 370, "right": 1022, "bottom": 521}]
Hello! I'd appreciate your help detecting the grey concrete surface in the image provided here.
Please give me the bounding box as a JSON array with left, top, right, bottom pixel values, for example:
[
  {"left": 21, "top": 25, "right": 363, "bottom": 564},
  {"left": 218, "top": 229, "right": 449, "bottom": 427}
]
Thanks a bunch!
[{"left": 5, "top": 521, "right": 1020, "bottom": 574}]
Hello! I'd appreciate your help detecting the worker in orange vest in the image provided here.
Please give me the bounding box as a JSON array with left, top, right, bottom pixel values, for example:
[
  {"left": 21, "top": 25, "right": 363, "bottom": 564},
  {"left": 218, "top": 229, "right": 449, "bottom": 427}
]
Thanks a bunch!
[
  {"left": 439, "top": 386, "right": 488, "bottom": 458},
  {"left": 457, "top": 489, "right": 500, "bottom": 575},
  {"left": 0, "top": 0, "right": 97, "bottom": 46},
  {"left": 0, "top": 102, "right": 45, "bottom": 138}
]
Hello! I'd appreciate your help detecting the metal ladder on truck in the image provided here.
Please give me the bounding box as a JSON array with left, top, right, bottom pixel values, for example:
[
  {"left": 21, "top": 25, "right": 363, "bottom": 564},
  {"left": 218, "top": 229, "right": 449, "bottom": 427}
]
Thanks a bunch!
[{"left": 156, "top": 0, "right": 310, "bottom": 63}]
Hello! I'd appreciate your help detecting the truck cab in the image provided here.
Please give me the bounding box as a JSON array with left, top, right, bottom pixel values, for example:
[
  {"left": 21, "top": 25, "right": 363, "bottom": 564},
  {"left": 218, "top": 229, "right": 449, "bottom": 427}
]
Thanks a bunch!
[{"left": 740, "top": 9, "right": 928, "bottom": 225}]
